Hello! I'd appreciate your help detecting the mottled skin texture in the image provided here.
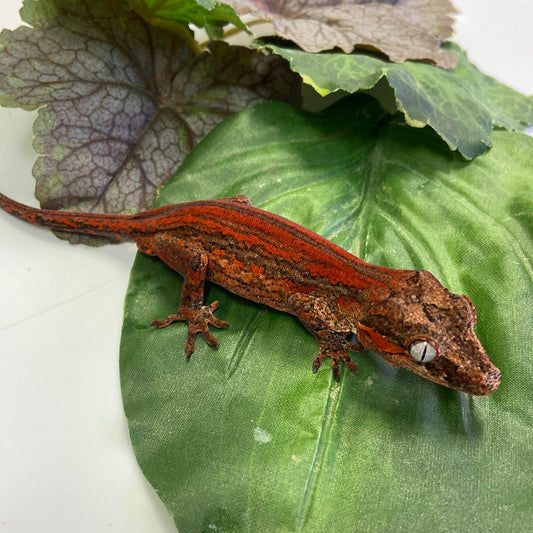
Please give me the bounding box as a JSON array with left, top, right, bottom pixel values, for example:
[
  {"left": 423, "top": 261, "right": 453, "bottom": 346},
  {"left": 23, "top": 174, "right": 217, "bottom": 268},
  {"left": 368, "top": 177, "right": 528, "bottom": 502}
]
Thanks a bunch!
[{"left": 0, "top": 193, "right": 501, "bottom": 395}]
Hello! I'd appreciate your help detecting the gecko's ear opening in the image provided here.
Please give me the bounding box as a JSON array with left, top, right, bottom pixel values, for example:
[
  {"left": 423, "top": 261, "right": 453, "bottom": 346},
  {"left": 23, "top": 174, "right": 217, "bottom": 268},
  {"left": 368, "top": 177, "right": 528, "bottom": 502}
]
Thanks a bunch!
[{"left": 408, "top": 339, "right": 440, "bottom": 363}]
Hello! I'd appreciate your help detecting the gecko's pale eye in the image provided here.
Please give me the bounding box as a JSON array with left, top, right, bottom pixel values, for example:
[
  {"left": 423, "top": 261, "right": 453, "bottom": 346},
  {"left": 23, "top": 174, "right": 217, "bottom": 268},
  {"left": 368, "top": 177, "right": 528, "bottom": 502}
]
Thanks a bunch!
[{"left": 408, "top": 339, "right": 439, "bottom": 363}]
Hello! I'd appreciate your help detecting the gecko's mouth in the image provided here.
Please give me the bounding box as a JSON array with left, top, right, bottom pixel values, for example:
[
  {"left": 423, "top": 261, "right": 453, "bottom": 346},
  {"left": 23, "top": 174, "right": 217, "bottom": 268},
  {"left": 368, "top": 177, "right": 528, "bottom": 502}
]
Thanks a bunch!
[
  {"left": 448, "top": 364, "right": 501, "bottom": 396},
  {"left": 420, "top": 330, "right": 502, "bottom": 395},
  {"left": 408, "top": 357, "right": 501, "bottom": 396}
]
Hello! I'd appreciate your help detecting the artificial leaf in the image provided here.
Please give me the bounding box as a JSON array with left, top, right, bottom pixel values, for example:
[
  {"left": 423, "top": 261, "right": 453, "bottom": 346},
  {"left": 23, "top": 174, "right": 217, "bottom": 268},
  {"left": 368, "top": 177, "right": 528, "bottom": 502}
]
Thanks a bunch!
[
  {"left": 120, "top": 95, "right": 533, "bottom": 532},
  {"left": 223, "top": 0, "right": 457, "bottom": 67},
  {"left": 263, "top": 42, "right": 533, "bottom": 159},
  {"left": 129, "top": 0, "right": 247, "bottom": 36},
  {"left": 0, "top": 0, "right": 300, "bottom": 219}
]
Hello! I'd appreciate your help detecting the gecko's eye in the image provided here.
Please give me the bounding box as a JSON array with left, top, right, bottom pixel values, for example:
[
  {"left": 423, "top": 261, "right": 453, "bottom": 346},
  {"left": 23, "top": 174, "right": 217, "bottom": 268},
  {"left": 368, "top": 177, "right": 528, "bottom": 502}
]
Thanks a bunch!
[{"left": 408, "top": 339, "right": 440, "bottom": 363}]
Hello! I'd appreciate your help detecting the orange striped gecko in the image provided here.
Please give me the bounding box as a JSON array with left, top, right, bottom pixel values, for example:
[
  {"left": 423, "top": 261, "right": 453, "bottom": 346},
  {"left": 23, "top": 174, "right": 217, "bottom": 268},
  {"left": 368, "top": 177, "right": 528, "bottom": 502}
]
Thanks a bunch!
[{"left": 0, "top": 193, "right": 501, "bottom": 395}]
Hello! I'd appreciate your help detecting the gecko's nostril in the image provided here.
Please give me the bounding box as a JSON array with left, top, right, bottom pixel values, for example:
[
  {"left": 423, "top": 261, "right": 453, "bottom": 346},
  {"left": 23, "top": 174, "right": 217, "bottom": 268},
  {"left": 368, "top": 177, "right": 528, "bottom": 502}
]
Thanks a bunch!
[{"left": 485, "top": 366, "right": 502, "bottom": 393}]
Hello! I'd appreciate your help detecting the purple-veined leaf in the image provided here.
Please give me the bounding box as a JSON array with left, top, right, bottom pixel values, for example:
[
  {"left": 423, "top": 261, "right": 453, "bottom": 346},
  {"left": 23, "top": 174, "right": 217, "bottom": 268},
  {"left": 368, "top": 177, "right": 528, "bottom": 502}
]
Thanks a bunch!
[
  {"left": 0, "top": 0, "right": 301, "bottom": 222},
  {"left": 224, "top": 0, "right": 457, "bottom": 68}
]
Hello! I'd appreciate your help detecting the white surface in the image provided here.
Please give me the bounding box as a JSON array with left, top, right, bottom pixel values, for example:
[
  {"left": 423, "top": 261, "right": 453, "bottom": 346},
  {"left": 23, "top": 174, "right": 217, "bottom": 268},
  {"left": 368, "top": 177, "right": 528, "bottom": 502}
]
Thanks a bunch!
[{"left": 0, "top": 1, "right": 531, "bottom": 532}]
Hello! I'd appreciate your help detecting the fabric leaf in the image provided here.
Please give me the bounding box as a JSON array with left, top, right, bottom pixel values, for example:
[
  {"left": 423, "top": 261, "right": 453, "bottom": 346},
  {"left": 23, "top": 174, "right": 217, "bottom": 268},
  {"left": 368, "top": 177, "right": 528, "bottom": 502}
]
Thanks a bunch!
[
  {"left": 223, "top": 0, "right": 457, "bottom": 68},
  {"left": 263, "top": 42, "right": 533, "bottom": 159},
  {"left": 0, "top": 0, "right": 301, "bottom": 218},
  {"left": 120, "top": 95, "right": 532, "bottom": 532}
]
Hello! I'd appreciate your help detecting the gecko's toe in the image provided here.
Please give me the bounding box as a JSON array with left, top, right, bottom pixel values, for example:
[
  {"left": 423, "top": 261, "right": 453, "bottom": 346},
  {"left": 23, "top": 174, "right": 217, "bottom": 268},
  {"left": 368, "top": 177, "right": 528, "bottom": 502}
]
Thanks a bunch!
[
  {"left": 342, "top": 354, "right": 359, "bottom": 375},
  {"left": 312, "top": 352, "right": 327, "bottom": 374}
]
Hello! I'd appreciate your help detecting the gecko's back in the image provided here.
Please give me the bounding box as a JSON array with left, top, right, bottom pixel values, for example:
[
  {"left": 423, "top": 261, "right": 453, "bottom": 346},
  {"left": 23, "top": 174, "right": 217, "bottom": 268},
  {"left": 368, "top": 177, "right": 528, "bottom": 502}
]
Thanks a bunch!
[{"left": 0, "top": 193, "right": 400, "bottom": 300}]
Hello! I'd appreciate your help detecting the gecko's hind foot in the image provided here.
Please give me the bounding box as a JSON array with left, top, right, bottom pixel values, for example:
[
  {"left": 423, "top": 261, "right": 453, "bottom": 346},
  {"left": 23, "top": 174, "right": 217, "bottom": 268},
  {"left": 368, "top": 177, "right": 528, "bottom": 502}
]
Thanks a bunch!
[{"left": 151, "top": 301, "right": 229, "bottom": 357}]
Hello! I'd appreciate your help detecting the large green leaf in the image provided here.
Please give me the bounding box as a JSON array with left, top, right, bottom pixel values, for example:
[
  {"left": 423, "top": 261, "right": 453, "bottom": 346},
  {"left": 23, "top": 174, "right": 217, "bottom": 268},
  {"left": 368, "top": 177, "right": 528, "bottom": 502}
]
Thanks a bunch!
[
  {"left": 120, "top": 96, "right": 532, "bottom": 532},
  {"left": 262, "top": 42, "right": 533, "bottom": 159}
]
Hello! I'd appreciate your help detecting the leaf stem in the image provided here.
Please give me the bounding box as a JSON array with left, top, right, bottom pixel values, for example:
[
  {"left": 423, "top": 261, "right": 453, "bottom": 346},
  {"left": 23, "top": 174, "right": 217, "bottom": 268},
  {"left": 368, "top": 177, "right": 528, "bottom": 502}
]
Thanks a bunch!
[{"left": 197, "top": 18, "right": 270, "bottom": 50}]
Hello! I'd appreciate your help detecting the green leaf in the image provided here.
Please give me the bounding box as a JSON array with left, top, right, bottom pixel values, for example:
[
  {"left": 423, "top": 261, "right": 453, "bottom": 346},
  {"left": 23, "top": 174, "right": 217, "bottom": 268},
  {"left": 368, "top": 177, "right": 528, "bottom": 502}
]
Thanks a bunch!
[
  {"left": 128, "top": 0, "right": 247, "bottom": 34},
  {"left": 0, "top": 0, "right": 300, "bottom": 222},
  {"left": 120, "top": 96, "right": 532, "bottom": 531},
  {"left": 262, "top": 42, "right": 533, "bottom": 159}
]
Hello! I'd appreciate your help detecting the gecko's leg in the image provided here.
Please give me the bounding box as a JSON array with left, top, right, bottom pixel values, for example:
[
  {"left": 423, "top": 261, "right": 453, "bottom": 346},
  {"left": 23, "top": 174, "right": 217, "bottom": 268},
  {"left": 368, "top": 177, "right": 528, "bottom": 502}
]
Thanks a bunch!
[
  {"left": 288, "top": 293, "right": 362, "bottom": 381},
  {"left": 137, "top": 235, "right": 229, "bottom": 358}
]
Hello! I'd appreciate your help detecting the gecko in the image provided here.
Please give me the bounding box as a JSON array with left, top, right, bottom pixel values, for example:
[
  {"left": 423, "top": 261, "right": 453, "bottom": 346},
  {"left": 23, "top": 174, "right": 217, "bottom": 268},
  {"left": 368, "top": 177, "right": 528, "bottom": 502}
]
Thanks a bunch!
[{"left": 0, "top": 193, "right": 501, "bottom": 395}]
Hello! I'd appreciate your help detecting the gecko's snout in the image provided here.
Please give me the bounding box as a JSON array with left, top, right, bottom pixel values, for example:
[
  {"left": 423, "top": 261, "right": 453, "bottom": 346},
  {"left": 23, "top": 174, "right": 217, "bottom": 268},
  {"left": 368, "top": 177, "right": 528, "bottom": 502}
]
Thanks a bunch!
[{"left": 484, "top": 366, "right": 502, "bottom": 395}]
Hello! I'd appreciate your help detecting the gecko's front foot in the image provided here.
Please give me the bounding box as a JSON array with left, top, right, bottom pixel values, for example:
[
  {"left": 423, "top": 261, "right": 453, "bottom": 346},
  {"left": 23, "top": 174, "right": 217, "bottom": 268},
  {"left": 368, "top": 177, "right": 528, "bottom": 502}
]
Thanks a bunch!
[
  {"left": 312, "top": 341, "right": 360, "bottom": 382},
  {"left": 287, "top": 292, "right": 362, "bottom": 381},
  {"left": 151, "top": 301, "right": 229, "bottom": 358}
]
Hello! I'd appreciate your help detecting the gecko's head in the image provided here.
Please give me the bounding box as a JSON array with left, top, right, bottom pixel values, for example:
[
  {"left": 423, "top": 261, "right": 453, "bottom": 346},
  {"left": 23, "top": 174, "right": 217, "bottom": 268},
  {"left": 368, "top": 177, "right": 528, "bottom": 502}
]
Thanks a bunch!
[{"left": 357, "top": 270, "right": 501, "bottom": 395}]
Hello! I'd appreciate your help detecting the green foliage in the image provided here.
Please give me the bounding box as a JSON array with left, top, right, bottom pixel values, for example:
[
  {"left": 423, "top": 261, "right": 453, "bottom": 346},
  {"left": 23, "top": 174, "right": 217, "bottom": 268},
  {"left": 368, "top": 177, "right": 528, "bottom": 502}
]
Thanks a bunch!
[
  {"left": 0, "top": 0, "right": 530, "bottom": 219},
  {"left": 263, "top": 42, "right": 533, "bottom": 159},
  {"left": 128, "top": 0, "right": 247, "bottom": 37},
  {"left": 121, "top": 96, "right": 533, "bottom": 532}
]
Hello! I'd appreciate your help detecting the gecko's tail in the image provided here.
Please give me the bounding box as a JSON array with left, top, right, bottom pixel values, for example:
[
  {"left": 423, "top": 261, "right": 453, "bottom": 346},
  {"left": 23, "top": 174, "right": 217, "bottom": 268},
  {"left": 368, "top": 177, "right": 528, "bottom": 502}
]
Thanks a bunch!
[{"left": 0, "top": 192, "right": 175, "bottom": 239}]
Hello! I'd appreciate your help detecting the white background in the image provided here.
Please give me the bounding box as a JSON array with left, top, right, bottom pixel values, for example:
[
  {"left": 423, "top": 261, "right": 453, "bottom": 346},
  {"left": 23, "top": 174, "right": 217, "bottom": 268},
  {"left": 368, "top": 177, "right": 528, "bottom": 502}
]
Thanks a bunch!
[{"left": 0, "top": 1, "right": 531, "bottom": 531}]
